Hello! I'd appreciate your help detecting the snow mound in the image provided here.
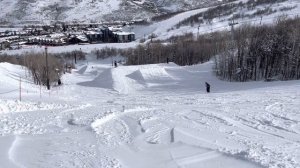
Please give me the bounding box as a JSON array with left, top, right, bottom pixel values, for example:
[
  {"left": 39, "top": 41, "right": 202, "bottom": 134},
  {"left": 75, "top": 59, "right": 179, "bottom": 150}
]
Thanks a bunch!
[
  {"left": 78, "top": 63, "right": 205, "bottom": 93},
  {"left": 111, "top": 66, "right": 146, "bottom": 94},
  {"left": 78, "top": 68, "right": 114, "bottom": 89},
  {"left": 139, "top": 64, "right": 174, "bottom": 82},
  {"left": 111, "top": 63, "right": 179, "bottom": 94},
  {"left": 91, "top": 112, "right": 117, "bottom": 134},
  {"left": 76, "top": 65, "right": 88, "bottom": 75}
]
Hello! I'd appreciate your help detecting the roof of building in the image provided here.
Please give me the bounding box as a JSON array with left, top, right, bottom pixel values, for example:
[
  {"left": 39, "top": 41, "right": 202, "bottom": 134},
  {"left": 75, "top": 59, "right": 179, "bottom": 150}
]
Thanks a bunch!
[
  {"left": 76, "top": 35, "right": 88, "bottom": 42},
  {"left": 108, "top": 27, "right": 123, "bottom": 32},
  {"left": 113, "top": 32, "right": 135, "bottom": 36},
  {"left": 85, "top": 31, "right": 103, "bottom": 35}
]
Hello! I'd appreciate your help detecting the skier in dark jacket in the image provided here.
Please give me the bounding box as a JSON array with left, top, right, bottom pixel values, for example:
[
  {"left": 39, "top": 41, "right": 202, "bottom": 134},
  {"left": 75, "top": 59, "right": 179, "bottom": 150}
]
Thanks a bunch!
[
  {"left": 114, "top": 61, "right": 117, "bottom": 68},
  {"left": 205, "top": 82, "right": 210, "bottom": 93}
]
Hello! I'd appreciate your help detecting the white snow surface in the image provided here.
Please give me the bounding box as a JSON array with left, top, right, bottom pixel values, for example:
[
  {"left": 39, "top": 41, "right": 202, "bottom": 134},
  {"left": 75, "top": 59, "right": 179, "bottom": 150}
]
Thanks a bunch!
[
  {"left": 1, "top": 2, "right": 300, "bottom": 166},
  {"left": 0, "top": 57, "right": 300, "bottom": 168}
]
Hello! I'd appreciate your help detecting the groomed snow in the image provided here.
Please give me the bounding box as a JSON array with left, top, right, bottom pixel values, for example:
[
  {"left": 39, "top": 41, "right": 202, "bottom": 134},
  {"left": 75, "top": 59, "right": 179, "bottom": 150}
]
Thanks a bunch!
[
  {"left": 0, "top": 57, "right": 299, "bottom": 168},
  {"left": 1, "top": 2, "right": 300, "bottom": 166}
]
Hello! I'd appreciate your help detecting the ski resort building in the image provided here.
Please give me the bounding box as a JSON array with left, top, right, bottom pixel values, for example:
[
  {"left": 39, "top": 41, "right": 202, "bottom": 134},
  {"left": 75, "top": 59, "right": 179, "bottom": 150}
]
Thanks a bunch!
[
  {"left": 85, "top": 31, "right": 103, "bottom": 43},
  {"left": 112, "top": 31, "right": 135, "bottom": 43}
]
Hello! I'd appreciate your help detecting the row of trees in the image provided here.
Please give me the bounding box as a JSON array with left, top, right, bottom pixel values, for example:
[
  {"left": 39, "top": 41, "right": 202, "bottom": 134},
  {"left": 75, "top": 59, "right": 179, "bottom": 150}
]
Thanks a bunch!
[
  {"left": 93, "top": 33, "right": 227, "bottom": 66},
  {"left": 94, "top": 17, "right": 300, "bottom": 82},
  {"left": 215, "top": 17, "right": 300, "bottom": 81},
  {"left": 0, "top": 53, "right": 64, "bottom": 86},
  {"left": 2, "top": 18, "right": 299, "bottom": 84},
  {"left": 0, "top": 50, "right": 85, "bottom": 86}
]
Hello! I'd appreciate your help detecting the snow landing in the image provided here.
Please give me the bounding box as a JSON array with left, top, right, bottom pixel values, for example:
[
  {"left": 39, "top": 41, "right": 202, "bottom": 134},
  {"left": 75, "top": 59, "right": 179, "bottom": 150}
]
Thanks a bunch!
[{"left": 0, "top": 59, "right": 300, "bottom": 168}]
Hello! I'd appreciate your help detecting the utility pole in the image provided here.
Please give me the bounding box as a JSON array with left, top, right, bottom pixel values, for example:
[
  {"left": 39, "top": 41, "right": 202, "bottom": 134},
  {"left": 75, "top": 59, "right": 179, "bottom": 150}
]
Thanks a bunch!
[
  {"left": 19, "top": 77, "right": 21, "bottom": 101},
  {"left": 228, "top": 19, "right": 238, "bottom": 49},
  {"left": 260, "top": 16, "right": 263, "bottom": 25},
  {"left": 228, "top": 19, "right": 238, "bottom": 82},
  {"left": 197, "top": 25, "right": 200, "bottom": 39},
  {"left": 45, "top": 46, "right": 50, "bottom": 90},
  {"left": 229, "top": 19, "right": 238, "bottom": 41},
  {"left": 74, "top": 52, "right": 77, "bottom": 64}
]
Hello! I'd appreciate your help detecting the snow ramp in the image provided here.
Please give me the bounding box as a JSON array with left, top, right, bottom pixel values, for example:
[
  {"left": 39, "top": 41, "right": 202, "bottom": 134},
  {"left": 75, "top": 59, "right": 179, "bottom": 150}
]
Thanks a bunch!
[
  {"left": 79, "top": 63, "right": 196, "bottom": 94},
  {"left": 78, "top": 68, "right": 114, "bottom": 89},
  {"left": 111, "top": 66, "right": 146, "bottom": 94},
  {"left": 112, "top": 64, "right": 177, "bottom": 94}
]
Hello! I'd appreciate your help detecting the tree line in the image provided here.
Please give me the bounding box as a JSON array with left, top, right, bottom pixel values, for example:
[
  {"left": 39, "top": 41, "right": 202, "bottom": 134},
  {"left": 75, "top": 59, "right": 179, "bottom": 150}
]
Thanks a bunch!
[
  {"left": 0, "top": 50, "right": 85, "bottom": 86},
  {"left": 2, "top": 17, "right": 300, "bottom": 84},
  {"left": 95, "top": 17, "right": 300, "bottom": 82},
  {"left": 215, "top": 17, "right": 300, "bottom": 81},
  {"left": 93, "top": 32, "right": 226, "bottom": 66}
]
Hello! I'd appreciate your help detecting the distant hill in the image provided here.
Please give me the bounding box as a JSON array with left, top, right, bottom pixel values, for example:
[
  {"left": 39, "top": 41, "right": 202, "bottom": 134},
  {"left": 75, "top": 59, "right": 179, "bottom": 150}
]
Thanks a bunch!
[{"left": 0, "top": 0, "right": 226, "bottom": 25}]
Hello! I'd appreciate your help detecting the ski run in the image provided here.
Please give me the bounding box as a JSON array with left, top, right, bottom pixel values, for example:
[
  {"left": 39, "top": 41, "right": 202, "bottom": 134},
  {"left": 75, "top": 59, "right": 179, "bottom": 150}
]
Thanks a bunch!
[{"left": 0, "top": 57, "right": 300, "bottom": 168}]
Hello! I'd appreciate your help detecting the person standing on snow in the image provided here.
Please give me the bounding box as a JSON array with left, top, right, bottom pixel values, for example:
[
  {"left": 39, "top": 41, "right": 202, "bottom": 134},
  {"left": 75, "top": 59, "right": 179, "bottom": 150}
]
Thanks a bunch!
[
  {"left": 205, "top": 82, "right": 210, "bottom": 93},
  {"left": 114, "top": 61, "right": 118, "bottom": 68}
]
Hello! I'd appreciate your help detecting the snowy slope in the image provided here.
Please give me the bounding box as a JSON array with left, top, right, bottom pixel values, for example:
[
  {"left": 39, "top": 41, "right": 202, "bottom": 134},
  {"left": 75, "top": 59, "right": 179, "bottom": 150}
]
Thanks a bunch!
[
  {"left": 1, "top": 0, "right": 300, "bottom": 167},
  {"left": 151, "top": 0, "right": 300, "bottom": 40},
  {"left": 2, "top": 0, "right": 300, "bottom": 56},
  {"left": 0, "top": 0, "right": 221, "bottom": 25},
  {"left": 0, "top": 0, "right": 122, "bottom": 24},
  {"left": 2, "top": 0, "right": 296, "bottom": 25},
  {"left": 0, "top": 58, "right": 300, "bottom": 168},
  {"left": 121, "top": 0, "right": 300, "bottom": 41}
]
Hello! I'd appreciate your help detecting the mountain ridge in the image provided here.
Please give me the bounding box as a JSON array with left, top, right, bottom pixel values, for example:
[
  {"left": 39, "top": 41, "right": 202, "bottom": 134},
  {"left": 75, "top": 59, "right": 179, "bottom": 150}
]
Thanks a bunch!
[{"left": 0, "top": 0, "right": 228, "bottom": 25}]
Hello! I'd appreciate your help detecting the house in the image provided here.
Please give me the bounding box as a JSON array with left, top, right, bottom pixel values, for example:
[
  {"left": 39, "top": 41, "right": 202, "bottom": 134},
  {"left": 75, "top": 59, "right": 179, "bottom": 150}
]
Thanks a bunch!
[
  {"left": 68, "top": 35, "right": 89, "bottom": 44},
  {"left": 100, "top": 26, "right": 110, "bottom": 42},
  {"left": 27, "top": 34, "right": 67, "bottom": 46},
  {"left": 0, "top": 40, "right": 10, "bottom": 50},
  {"left": 85, "top": 31, "right": 103, "bottom": 43},
  {"left": 113, "top": 32, "right": 135, "bottom": 43},
  {"left": 0, "top": 36, "right": 22, "bottom": 50}
]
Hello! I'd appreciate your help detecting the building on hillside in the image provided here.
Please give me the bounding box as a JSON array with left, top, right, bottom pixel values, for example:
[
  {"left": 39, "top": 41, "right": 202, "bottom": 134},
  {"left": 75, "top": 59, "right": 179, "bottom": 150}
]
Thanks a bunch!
[
  {"left": 112, "top": 32, "right": 135, "bottom": 43},
  {"left": 0, "top": 40, "right": 10, "bottom": 50},
  {"left": 85, "top": 31, "right": 103, "bottom": 43},
  {"left": 68, "top": 35, "right": 89, "bottom": 44},
  {"left": 0, "top": 36, "right": 25, "bottom": 50},
  {"left": 27, "top": 35, "right": 67, "bottom": 46},
  {"left": 100, "top": 26, "right": 110, "bottom": 42}
]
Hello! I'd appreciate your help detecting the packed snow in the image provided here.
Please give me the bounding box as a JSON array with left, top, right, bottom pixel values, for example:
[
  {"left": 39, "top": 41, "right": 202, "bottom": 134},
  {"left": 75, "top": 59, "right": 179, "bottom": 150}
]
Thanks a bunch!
[
  {"left": 1, "top": 1, "right": 300, "bottom": 167},
  {"left": 0, "top": 55, "right": 300, "bottom": 168}
]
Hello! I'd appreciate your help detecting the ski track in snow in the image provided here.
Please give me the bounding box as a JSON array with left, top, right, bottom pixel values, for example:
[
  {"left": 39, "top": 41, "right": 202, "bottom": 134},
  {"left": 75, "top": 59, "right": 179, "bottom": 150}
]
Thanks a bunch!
[
  {"left": 0, "top": 61, "right": 300, "bottom": 168},
  {"left": 175, "top": 151, "right": 222, "bottom": 166},
  {"left": 8, "top": 136, "right": 24, "bottom": 168}
]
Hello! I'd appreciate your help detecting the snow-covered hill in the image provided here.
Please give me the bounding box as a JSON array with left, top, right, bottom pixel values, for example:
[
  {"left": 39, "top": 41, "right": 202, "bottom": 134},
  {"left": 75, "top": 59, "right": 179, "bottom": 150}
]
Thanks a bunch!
[
  {"left": 0, "top": 0, "right": 222, "bottom": 25},
  {"left": 0, "top": 58, "right": 300, "bottom": 168},
  {"left": 1, "top": 0, "right": 300, "bottom": 167}
]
